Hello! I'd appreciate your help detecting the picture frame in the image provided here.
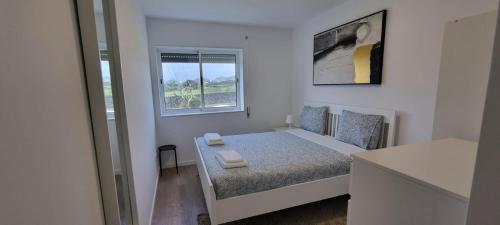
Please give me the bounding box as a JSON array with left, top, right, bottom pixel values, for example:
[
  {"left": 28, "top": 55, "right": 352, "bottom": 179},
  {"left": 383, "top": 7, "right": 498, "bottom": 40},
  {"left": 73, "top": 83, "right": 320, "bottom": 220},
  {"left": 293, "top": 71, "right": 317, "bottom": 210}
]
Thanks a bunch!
[{"left": 313, "top": 10, "right": 387, "bottom": 85}]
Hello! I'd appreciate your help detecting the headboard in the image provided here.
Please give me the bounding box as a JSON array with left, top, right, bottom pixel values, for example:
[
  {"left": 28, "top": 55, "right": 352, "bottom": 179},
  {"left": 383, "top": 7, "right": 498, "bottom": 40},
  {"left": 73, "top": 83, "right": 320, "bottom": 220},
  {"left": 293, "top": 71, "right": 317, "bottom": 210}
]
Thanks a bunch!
[{"left": 304, "top": 101, "right": 398, "bottom": 148}]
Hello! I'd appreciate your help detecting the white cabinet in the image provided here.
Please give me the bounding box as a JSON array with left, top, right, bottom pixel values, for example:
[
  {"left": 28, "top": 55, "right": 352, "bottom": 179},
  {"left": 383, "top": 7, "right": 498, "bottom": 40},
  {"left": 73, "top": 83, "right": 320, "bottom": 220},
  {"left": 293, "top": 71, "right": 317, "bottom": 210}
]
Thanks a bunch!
[{"left": 348, "top": 139, "right": 477, "bottom": 225}]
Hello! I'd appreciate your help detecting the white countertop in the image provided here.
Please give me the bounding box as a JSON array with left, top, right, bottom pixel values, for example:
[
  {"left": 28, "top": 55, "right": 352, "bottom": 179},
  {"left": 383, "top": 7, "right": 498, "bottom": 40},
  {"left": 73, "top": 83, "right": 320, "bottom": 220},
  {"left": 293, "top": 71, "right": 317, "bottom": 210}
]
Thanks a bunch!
[{"left": 351, "top": 138, "right": 478, "bottom": 202}]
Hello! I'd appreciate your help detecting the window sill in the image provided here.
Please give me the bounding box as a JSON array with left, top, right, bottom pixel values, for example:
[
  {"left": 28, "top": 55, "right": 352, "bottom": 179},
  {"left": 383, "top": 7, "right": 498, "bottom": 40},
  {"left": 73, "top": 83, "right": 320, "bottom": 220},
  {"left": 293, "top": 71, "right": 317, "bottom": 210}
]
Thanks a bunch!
[{"left": 161, "top": 109, "right": 245, "bottom": 118}]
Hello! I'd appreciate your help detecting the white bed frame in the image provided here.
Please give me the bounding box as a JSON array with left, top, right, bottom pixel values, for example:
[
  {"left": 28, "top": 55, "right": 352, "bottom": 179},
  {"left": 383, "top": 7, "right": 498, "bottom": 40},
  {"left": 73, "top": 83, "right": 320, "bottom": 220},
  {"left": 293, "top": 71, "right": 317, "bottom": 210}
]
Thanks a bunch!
[{"left": 195, "top": 102, "right": 398, "bottom": 224}]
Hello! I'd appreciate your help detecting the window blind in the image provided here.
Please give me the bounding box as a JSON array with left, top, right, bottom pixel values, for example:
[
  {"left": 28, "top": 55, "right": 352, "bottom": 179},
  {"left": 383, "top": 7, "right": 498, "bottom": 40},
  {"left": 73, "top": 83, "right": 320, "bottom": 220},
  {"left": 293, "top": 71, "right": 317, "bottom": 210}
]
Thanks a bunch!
[
  {"left": 161, "top": 53, "right": 236, "bottom": 64},
  {"left": 161, "top": 53, "right": 199, "bottom": 63},
  {"left": 201, "top": 54, "right": 236, "bottom": 64}
]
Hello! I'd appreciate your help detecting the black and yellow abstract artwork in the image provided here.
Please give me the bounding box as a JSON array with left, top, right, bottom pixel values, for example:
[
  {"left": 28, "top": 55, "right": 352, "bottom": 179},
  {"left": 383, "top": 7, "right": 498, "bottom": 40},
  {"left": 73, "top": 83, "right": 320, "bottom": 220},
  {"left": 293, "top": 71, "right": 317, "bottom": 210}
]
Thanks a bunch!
[{"left": 313, "top": 10, "right": 387, "bottom": 85}]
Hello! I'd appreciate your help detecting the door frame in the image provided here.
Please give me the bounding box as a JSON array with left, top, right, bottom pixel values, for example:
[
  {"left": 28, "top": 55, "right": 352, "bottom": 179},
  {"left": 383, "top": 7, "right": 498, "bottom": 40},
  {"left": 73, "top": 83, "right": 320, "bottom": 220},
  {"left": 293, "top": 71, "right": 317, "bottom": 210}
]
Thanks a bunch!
[{"left": 74, "top": 0, "right": 138, "bottom": 224}]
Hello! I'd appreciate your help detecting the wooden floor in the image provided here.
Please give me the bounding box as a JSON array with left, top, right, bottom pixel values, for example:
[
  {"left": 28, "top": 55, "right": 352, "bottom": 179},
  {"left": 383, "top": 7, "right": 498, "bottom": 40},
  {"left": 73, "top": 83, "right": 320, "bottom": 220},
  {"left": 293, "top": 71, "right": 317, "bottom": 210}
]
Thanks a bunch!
[
  {"left": 152, "top": 165, "right": 348, "bottom": 225},
  {"left": 152, "top": 165, "right": 208, "bottom": 225}
]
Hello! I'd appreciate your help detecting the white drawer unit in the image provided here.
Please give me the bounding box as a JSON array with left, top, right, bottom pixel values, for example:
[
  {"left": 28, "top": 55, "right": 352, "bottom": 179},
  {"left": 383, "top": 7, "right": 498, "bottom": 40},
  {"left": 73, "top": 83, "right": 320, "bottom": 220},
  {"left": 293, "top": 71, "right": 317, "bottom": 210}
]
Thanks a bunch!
[{"left": 348, "top": 139, "right": 477, "bottom": 225}]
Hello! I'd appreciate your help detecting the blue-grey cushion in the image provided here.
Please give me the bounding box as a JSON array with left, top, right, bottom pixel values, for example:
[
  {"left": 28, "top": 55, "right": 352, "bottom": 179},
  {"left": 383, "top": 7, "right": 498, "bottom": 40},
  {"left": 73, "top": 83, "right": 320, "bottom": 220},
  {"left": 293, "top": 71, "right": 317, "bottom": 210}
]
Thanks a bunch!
[
  {"left": 299, "top": 106, "right": 328, "bottom": 134},
  {"left": 335, "top": 110, "right": 384, "bottom": 150}
]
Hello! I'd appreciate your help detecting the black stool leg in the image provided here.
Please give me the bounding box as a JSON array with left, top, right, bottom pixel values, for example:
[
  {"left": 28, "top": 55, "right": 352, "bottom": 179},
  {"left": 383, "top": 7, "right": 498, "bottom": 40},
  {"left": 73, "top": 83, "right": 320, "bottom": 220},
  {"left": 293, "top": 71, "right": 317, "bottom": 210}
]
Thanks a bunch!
[
  {"left": 158, "top": 150, "right": 162, "bottom": 176},
  {"left": 174, "top": 148, "right": 179, "bottom": 174}
]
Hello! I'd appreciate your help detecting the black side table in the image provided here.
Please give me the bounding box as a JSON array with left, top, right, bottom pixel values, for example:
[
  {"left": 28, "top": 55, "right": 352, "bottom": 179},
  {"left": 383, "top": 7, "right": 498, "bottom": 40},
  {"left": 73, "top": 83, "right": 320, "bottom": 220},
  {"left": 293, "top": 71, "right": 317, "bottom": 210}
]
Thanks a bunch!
[{"left": 158, "top": 145, "right": 178, "bottom": 175}]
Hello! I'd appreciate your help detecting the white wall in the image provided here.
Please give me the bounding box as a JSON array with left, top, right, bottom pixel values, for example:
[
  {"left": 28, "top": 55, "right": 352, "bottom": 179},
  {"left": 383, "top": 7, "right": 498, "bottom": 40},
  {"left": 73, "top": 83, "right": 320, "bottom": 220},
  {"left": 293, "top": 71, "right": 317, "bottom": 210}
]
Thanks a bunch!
[
  {"left": 432, "top": 11, "right": 497, "bottom": 141},
  {"left": 291, "top": 0, "right": 498, "bottom": 145},
  {"left": 147, "top": 19, "right": 293, "bottom": 167},
  {"left": 467, "top": 5, "right": 500, "bottom": 223},
  {"left": 115, "top": 0, "right": 158, "bottom": 225},
  {"left": 0, "top": 1, "right": 104, "bottom": 225}
]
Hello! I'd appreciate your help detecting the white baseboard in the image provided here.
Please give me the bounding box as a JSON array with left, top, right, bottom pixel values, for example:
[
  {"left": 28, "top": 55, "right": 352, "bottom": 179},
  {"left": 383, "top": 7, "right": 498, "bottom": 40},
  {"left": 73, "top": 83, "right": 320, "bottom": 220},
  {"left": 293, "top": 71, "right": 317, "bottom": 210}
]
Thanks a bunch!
[
  {"left": 162, "top": 159, "right": 196, "bottom": 169},
  {"left": 148, "top": 172, "right": 159, "bottom": 225}
]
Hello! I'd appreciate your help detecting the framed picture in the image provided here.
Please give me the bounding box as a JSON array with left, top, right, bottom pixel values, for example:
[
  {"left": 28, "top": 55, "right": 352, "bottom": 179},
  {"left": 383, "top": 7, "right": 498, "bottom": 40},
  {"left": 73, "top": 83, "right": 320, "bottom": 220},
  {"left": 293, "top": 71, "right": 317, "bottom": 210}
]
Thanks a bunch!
[{"left": 313, "top": 10, "right": 387, "bottom": 85}]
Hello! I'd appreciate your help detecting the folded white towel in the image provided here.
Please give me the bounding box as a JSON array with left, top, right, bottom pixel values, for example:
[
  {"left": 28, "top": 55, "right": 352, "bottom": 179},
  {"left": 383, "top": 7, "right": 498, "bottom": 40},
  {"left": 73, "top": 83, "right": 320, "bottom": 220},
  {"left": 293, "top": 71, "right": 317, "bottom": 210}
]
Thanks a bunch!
[
  {"left": 204, "top": 133, "right": 224, "bottom": 146},
  {"left": 216, "top": 150, "right": 244, "bottom": 163},
  {"left": 215, "top": 154, "right": 248, "bottom": 169}
]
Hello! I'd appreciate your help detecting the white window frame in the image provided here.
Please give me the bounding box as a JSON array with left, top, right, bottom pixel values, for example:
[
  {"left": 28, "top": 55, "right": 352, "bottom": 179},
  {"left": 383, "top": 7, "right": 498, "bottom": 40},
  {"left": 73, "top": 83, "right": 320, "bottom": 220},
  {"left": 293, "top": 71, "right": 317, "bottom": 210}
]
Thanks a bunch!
[{"left": 156, "top": 47, "right": 244, "bottom": 117}]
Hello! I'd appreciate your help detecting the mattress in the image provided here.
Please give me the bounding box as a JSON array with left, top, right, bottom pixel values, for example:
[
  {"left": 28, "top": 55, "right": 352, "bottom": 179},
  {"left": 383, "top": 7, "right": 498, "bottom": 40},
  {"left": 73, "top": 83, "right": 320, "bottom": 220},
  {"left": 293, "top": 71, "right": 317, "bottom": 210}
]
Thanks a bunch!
[{"left": 195, "top": 129, "right": 365, "bottom": 200}]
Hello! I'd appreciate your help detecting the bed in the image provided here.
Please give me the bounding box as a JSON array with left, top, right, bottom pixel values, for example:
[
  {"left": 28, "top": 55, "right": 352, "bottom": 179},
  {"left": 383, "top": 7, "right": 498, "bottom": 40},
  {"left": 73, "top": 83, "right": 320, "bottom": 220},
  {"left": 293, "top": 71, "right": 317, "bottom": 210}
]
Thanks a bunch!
[{"left": 194, "top": 102, "right": 397, "bottom": 224}]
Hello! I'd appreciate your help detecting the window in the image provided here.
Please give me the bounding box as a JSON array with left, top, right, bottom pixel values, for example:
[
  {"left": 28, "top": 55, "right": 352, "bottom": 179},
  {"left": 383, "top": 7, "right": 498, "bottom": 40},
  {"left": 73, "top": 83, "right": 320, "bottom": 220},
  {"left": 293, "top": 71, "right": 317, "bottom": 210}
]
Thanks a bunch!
[
  {"left": 157, "top": 47, "right": 244, "bottom": 116},
  {"left": 100, "top": 50, "right": 115, "bottom": 119}
]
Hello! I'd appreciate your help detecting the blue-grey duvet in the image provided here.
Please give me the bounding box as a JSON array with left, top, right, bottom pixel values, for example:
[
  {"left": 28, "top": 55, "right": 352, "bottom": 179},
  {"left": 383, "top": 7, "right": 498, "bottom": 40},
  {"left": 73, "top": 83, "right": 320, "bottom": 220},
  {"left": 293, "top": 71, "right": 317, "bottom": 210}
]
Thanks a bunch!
[{"left": 196, "top": 131, "right": 352, "bottom": 200}]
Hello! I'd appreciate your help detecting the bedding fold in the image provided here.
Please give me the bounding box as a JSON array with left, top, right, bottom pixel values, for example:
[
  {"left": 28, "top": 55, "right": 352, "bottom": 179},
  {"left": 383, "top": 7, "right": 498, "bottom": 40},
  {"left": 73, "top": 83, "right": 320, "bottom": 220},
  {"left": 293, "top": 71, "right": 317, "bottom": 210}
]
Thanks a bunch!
[
  {"left": 204, "top": 133, "right": 224, "bottom": 146},
  {"left": 215, "top": 154, "right": 248, "bottom": 169},
  {"left": 216, "top": 150, "right": 244, "bottom": 163}
]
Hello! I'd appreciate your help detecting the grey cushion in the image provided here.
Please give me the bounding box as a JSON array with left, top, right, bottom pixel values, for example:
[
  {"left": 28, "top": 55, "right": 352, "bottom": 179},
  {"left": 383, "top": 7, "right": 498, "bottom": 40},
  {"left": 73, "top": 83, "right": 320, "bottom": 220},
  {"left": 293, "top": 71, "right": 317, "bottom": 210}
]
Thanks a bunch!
[
  {"left": 299, "top": 106, "right": 328, "bottom": 134},
  {"left": 335, "top": 110, "right": 384, "bottom": 150}
]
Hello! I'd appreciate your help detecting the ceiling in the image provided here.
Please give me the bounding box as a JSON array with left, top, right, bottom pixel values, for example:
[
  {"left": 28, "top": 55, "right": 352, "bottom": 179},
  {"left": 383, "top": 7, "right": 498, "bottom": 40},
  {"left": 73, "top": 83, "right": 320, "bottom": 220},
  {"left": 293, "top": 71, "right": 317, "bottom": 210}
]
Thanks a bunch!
[{"left": 139, "top": 0, "right": 347, "bottom": 28}]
